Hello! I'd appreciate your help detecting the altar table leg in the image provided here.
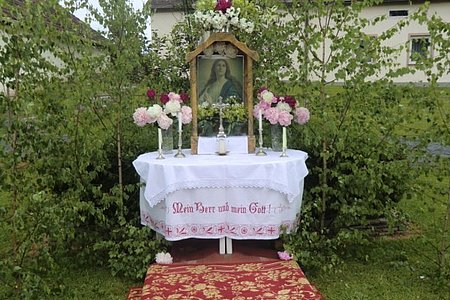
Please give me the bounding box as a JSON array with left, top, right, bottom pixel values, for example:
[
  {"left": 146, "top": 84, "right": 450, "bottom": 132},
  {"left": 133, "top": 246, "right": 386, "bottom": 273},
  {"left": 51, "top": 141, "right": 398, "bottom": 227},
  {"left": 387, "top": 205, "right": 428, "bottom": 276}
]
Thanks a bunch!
[
  {"left": 226, "top": 237, "right": 233, "bottom": 254},
  {"left": 219, "top": 237, "right": 226, "bottom": 254}
]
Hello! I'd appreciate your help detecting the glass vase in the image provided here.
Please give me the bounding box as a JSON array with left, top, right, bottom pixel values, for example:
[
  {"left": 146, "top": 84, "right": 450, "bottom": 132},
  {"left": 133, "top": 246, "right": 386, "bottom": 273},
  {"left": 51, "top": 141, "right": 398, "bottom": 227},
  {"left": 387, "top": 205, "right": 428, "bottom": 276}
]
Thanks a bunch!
[
  {"left": 270, "top": 124, "right": 283, "bottom": 152},
  {"left": 161, "top": 126, "right": 174, "bottom": 154}
]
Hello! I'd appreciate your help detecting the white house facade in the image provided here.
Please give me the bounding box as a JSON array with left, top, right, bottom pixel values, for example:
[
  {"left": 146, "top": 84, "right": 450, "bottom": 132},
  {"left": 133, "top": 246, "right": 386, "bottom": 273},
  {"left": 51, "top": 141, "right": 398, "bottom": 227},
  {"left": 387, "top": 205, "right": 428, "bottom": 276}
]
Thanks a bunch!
[{"left": 147, "top": 0, "right": 450, "bottom": 84}]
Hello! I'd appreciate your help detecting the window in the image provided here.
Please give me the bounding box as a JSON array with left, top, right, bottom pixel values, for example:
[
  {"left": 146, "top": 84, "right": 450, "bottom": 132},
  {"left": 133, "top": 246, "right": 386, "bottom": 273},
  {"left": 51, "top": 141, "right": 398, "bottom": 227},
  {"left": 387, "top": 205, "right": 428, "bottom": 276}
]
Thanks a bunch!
[
  {"left": 408, "top": 35, "right": 432, "bottom": 65},
  {"left": 389, "top": 10, "right": 408, "bottom": 17}
]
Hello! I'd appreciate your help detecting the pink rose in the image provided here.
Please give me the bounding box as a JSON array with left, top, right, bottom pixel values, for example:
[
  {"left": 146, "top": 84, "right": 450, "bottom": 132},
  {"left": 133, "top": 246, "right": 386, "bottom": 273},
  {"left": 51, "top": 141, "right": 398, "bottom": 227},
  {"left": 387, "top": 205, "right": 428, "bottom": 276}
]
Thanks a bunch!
[
  {"left": 295, "top": 107, "right": 310, "bottom": 125},
  {"left": 146, "top": 89, "right": 156, "bottom": 99},
  {"left": 278, "top": 110, "right": 293, "bottom": 126},
  {"left": 180, "top": 106, "right": 192, "bottom": 124},
  {"left": 132, "top": 107, "right": 151, "bottom": 127},
  {"left": 277, "top": 251, "right": 293, "bottom": 261},
  {"left": 264, "top": 107, "right": 280, "bottom": 125},
  {"left": 157, "top": 113, "right": 173, "bottom": 130}
]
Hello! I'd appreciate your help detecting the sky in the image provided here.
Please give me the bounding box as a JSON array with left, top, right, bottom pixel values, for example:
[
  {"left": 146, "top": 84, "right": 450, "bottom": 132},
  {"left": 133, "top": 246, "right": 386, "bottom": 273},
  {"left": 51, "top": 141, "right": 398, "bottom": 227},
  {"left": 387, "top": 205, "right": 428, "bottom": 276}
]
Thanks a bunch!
[{"left": 59, "top": 0, "right": 151, "bottom": 37}]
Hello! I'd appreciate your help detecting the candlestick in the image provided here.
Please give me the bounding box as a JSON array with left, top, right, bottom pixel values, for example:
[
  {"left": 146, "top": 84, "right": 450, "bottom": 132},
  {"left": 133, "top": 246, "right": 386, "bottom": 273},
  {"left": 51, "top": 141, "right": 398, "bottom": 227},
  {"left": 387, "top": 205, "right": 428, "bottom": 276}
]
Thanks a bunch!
[
  {"left": 280, "top": 126, "right": 288, "bottom": 157},
  {"left": 174, "top": 125, "right": 185, "bottom": 158},
  {"left": 256, "top": 110, "right": 266, "bottom": 156}
]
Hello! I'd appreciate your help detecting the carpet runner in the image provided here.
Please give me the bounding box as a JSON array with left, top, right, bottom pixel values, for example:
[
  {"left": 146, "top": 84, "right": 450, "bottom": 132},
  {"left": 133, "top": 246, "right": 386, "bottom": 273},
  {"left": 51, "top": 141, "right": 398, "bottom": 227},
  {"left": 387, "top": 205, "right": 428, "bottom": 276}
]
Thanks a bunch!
[{"left": 127, "top": 260, "right": 324, "bottom": 299}]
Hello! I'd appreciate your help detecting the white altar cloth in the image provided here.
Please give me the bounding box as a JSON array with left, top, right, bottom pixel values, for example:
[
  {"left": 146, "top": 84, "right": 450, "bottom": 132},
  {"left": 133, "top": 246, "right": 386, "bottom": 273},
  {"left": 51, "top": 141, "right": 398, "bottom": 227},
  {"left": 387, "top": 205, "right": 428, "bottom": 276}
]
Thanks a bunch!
[
  {"left": 133, "top": 150, "right": 309, "bottom": 241},
  {"left": 133, "top": 150, "right": 308, "bottom": 207}
]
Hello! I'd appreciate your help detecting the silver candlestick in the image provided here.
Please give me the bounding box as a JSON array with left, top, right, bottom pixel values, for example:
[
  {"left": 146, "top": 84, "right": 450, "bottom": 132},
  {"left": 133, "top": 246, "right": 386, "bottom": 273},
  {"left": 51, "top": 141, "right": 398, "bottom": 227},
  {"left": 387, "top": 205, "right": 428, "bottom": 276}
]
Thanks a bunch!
[
  {"left": 174, "top": 129, "right": 185, "bottom": 158},
  {"left": 156, "top": 149, "right": 165, "bottom": 159},
  {"left": 256, "top": 125, "right": 266, "bottom": 156}
]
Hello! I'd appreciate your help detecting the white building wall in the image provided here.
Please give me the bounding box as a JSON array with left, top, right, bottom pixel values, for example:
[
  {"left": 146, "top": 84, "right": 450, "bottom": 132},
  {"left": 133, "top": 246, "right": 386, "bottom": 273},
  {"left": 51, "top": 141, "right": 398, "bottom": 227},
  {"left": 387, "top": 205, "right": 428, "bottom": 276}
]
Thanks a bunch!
[
  {"left": 151, "top": 11, "right": 185, "bottom": 37},
  {"left": 360, "top": 3, "right": 450, "bottom": 83},
  {"left": 150, "top": 3, "right": 449, "bottom": 84}
]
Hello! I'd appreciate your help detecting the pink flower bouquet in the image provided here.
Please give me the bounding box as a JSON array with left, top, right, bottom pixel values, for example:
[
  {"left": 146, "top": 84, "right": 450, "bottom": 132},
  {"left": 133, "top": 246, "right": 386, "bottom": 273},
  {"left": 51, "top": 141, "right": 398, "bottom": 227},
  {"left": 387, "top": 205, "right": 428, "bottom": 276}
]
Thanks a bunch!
[
  {"left": 132, "top": 88, "right": 193, "bottom": 129},
  {"left": 253, "top": 87, "right": 310, "bottom": 127}
]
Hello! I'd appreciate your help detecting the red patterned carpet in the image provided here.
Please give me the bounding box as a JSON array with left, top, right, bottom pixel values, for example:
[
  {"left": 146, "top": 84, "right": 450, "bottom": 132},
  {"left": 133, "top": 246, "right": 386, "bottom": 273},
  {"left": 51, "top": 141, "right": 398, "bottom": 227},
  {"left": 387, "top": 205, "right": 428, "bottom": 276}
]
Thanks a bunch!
[{"left": 127, "top": 260, "right": 324, "bottom": 300}]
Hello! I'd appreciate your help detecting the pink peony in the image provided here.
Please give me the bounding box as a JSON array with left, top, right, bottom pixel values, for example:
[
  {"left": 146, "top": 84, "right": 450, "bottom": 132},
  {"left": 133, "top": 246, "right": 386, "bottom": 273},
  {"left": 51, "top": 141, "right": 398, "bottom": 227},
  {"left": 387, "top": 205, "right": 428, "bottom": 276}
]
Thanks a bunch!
[
  {"left": 278, "top": 110, "right": 293, "bottom": 126},
  {"left": 168, "top": 92, "right": 181, "bottom": 102},
  {"left": 277, "top": 251, "right": 293, "bottom": 261},
  {"left": 215, "top": 0, "right": 232, "bottom": 13},
  {"left": 132, "top": 107, "right": 151, "bottom": 127},
  {"left": 157, "top": 113, "right": 173, "bottom": 130},
  {"left": 253, "top": 103, "right": 266, "bottom": 119},
  {"left": 295, "top": 107, "right": 310, "bottom": 125},
  {"left": 146, "top": 89, "right": 156, "bottom": 99},
  {"left": 180, "top": 106, "right": 192, "bottom": 124},
  {"left": 264, "top": 107, "right": 280, "bottom": 125}
]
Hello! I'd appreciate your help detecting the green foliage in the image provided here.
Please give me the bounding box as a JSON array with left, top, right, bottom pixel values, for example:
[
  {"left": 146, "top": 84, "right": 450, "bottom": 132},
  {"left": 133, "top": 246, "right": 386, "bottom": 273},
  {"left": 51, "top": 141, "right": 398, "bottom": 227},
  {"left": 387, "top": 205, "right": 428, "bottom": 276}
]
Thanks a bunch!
[{"left": 94, "top": 225, "right": 169, "bottom": 279}]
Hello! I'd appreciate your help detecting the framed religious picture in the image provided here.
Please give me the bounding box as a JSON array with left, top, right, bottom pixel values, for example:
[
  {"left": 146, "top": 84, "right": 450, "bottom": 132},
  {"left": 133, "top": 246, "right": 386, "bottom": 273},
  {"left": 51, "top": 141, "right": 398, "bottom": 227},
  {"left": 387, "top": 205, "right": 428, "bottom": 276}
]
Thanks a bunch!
[
  {"left": 196, "top": 55, "right": 246, "bottom": 137},
  {"left": 186, "top": 32, "right": 259, "bottom": 154},
  {"left": 197, "top": 55, "right": 244, "bottom": 106}
]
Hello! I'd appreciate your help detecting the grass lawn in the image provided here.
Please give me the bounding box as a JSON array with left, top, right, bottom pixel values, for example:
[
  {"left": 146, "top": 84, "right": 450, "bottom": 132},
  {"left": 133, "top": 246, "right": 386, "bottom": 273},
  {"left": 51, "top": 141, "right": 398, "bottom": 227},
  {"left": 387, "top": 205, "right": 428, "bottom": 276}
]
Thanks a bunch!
[{"left": 311, "top": 171, "right": 450, "bottom": 300}]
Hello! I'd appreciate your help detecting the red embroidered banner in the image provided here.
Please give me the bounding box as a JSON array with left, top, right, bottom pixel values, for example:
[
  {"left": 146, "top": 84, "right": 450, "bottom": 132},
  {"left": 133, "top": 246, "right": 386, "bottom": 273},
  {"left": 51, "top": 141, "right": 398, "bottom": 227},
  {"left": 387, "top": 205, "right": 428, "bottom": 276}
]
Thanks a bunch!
[{"left": 130, "top": 260, "right": 324, "bottom": 300}]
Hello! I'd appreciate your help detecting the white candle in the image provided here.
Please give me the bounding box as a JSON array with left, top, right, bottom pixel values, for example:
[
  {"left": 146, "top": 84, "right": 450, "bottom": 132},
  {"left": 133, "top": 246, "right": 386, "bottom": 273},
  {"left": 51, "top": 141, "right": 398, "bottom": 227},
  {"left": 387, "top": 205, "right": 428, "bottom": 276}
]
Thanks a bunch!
[
  {"left": 158, "top": 128, "right": 162, "bottom": 151},
  {"left": 218, "top": 139, "right": 226, "bottom": 154},
  {"left": 178, "top": 112, "right": 182, "bottom": 133},
  {"left": 258, "top": 109, "right": 263, "bottom": 132},
  {"left": 282, "top": 126, "right": 287, "bottom": 149}
]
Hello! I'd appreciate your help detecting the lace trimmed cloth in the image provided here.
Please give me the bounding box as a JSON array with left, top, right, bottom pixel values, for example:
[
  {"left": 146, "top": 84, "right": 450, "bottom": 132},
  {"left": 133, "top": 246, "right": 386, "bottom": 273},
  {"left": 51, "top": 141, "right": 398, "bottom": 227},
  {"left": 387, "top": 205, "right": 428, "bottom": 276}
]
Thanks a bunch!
[{"left": 133, "top": 150, "right": 308, "bottom": 208}]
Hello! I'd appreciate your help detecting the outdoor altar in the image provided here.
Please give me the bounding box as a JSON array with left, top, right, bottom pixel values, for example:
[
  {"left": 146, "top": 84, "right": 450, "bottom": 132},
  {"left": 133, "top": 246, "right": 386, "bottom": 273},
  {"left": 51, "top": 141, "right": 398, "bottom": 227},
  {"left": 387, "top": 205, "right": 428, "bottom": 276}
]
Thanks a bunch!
[
  {"left": 131, "top": 0, "right": 310, "bottom": 255},
  {"left": 133, "top": 149, "right": 308, "bottom": 254}
]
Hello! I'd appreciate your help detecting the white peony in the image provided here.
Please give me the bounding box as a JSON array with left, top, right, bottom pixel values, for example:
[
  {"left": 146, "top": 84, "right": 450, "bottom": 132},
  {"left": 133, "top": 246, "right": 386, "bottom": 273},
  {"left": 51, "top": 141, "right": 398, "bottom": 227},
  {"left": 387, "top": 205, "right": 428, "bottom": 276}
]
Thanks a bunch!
[
  {"left": 164, "top": 99, "right": 181, "bottom": 116},
  {"left": 155, "top": 252, "right": 173, "bottom": 264},
  {"left": 277, "top": 101, "right": 292, "bottom": 113},
  {"left": 261, "top": 90, "right": 275, "bottom": 104},
  {"left": 147, "top": 104, "right": 163, "bottom": 119}
]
